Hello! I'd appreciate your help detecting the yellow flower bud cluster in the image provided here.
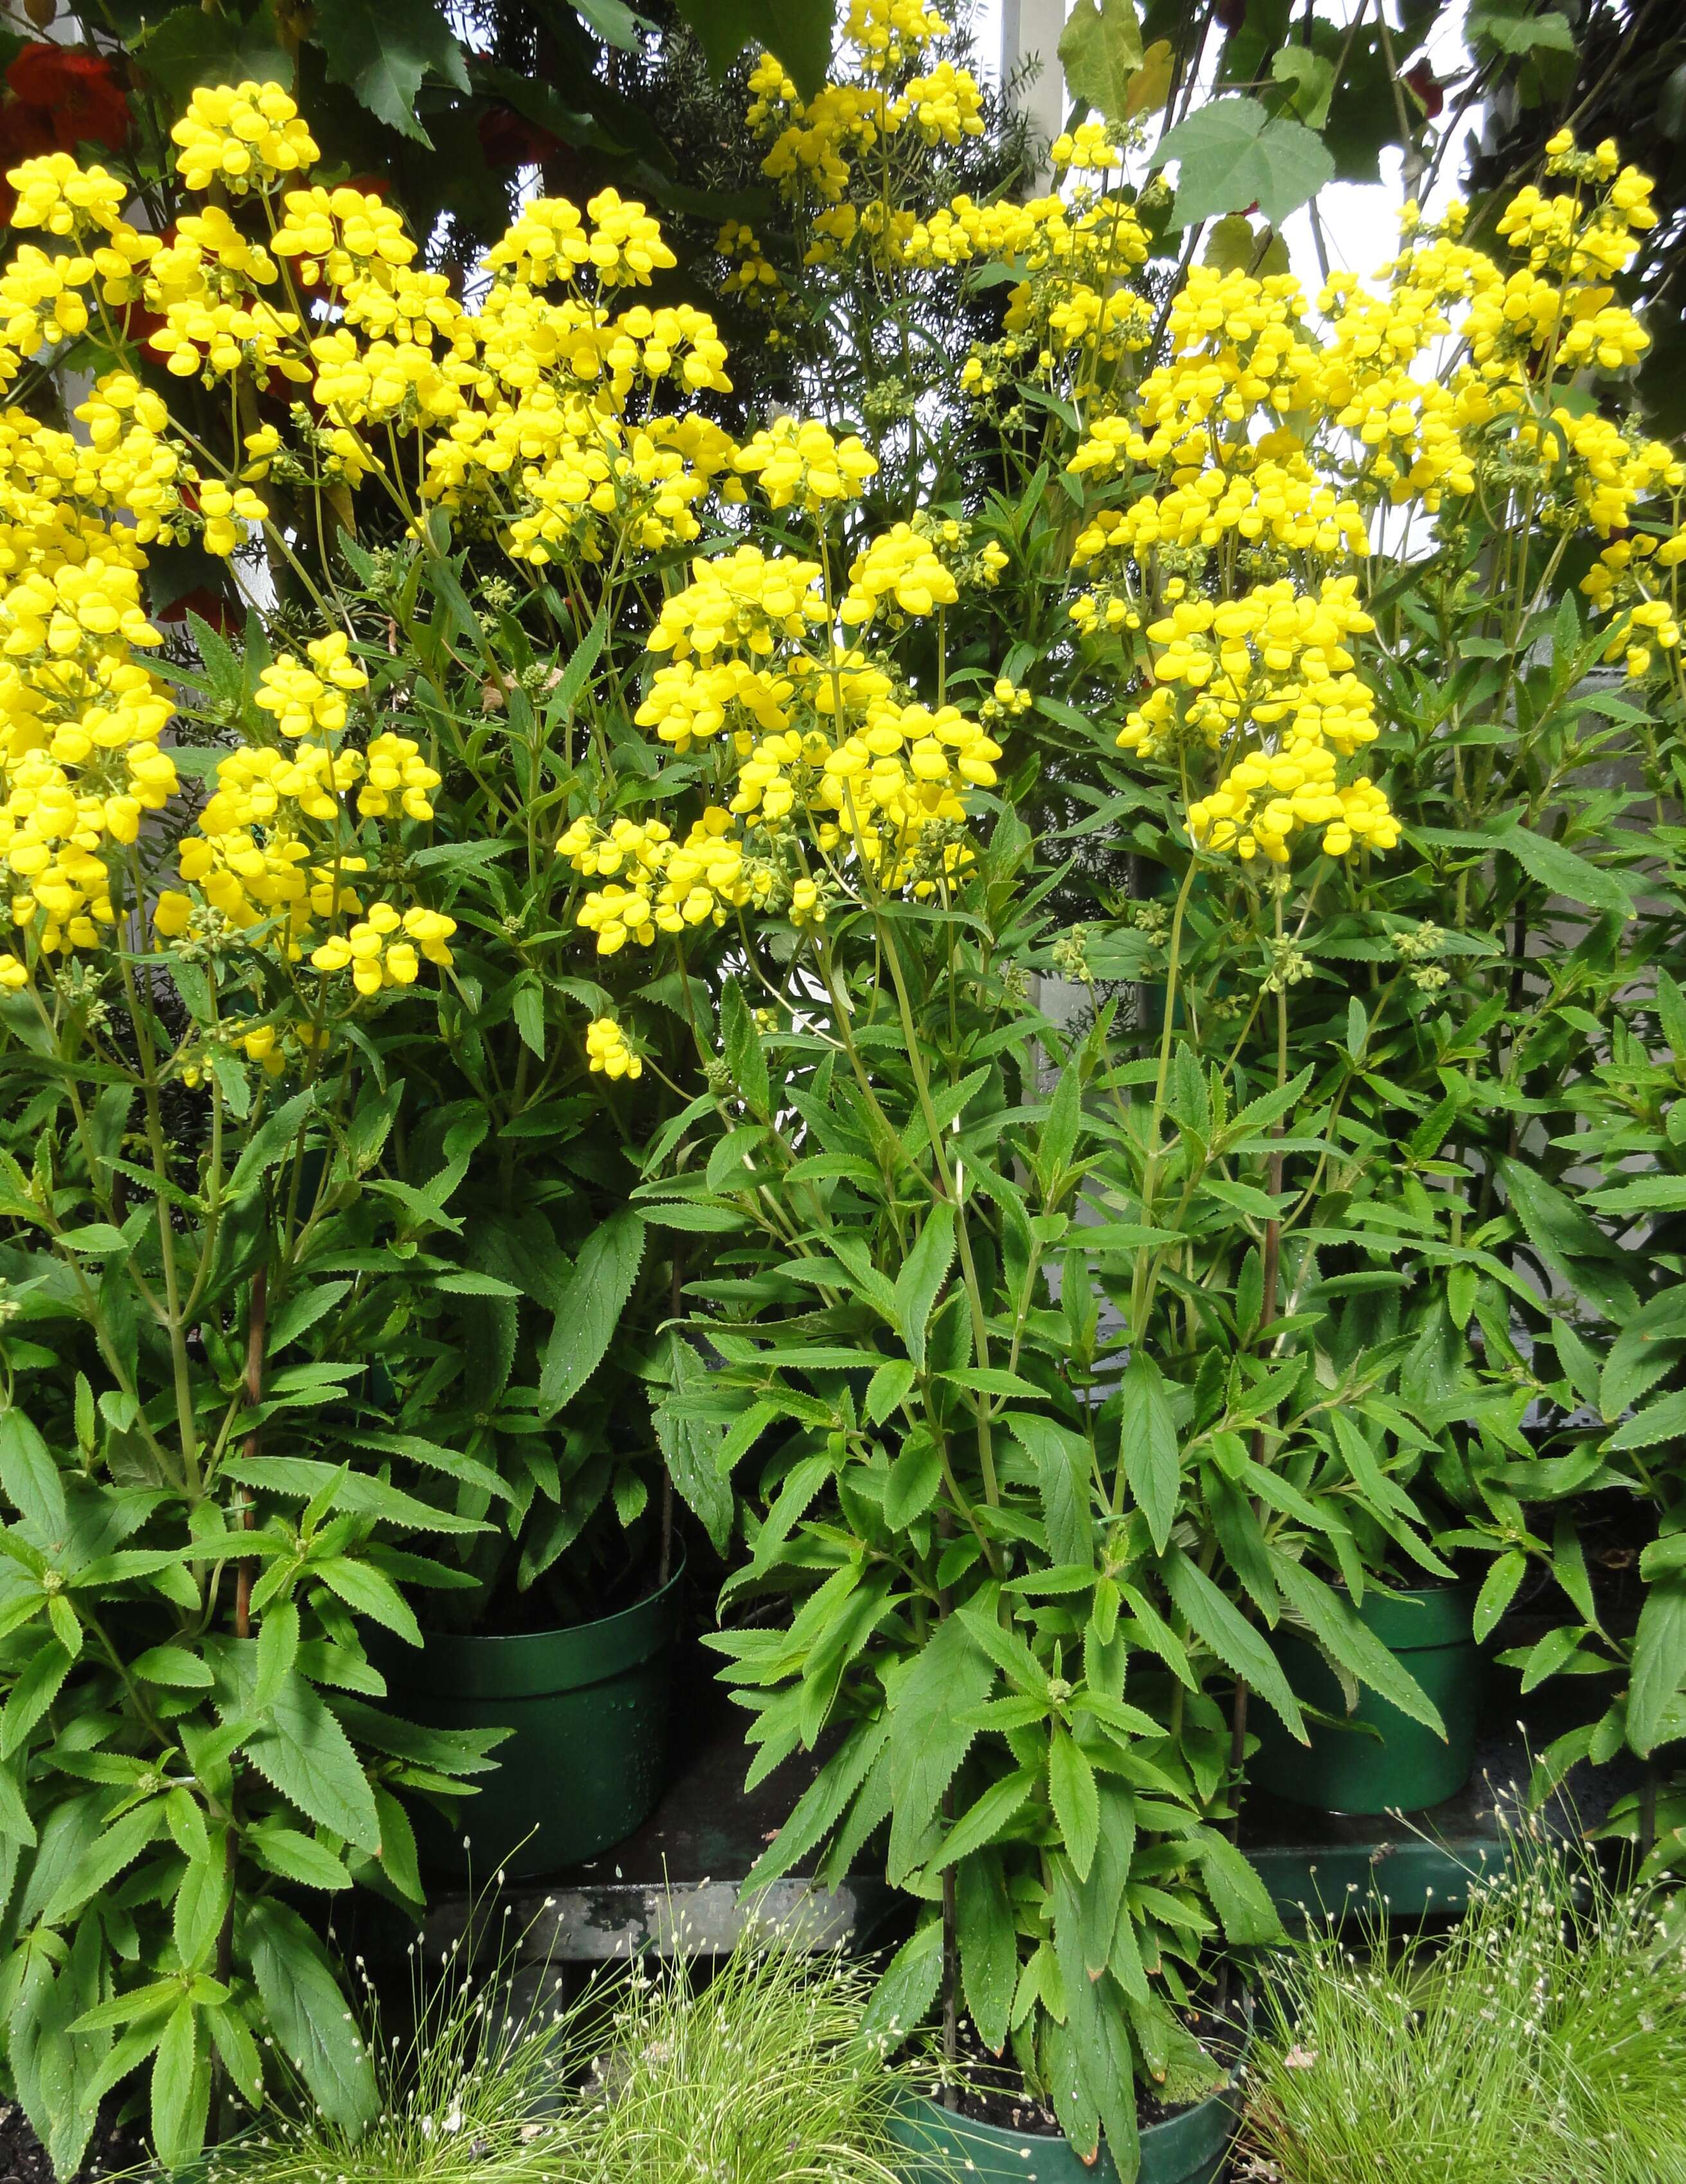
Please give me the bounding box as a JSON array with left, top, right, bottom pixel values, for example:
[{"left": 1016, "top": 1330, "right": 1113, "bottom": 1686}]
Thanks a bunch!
[
  {"left": 586, "top": 1015, "right": 643, "bottom": 1080},
  {"left": 845, "top": 0, "right": 949, "bottom": 62},
  {"left": 717, "top": 222, "right": 783, "bottom": 305},
  {"left": 1051, "top": 122, "right": 1124, "bottom": 172},
  {"left": 273, "top": 187, "right": 417, "bottom": 286},
  {"left": 8, "top": 156, "right": 136, "bottom": 241},
  {"left": 893, "top": 60, "right": 985, "bottom": 145},
  {"left": 749, "top": 4, "right": 980, "bottom": 210},
  {"left": 649, "top": 547, "right": 827, "bottom": 659},
  {"left": 635, "top": 658, "right": 794, "bottom": 752},
  {"left": 170, "top": 81, "right": 319, "bottom": 195},
  {"left": 0, "top": 544, "right": 175, "bottom": 974},
  {"left": 1072, "top": 454, "right": 1370, "bottom": 566},
  {"left": 1519, "top": 407, "right": 1685, "bottom": 538},
  {"left": 483, "top": 191, "right": 677, "bottom": 289}
]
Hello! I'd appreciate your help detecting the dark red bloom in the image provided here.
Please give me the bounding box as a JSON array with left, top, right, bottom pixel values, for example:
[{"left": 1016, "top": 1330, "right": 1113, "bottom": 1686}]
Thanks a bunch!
[
  {"left": 156, "top": 586, "right": 238, "bottom": 635},
  {"left": 477, "top": 103, "right": 559, "bottom": 170},
  {"left": 5, "top": 44, "right": 130, "bottom": 155},
  {"left": 1403, "top": 61, "right": 1444, "bottom": 120}
]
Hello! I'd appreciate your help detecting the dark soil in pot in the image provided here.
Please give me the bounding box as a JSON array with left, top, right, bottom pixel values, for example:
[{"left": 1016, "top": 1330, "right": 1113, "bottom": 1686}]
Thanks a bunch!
[
  {"left": 0, "top": 2099, "right": 143, "bottom": 2183},
  {"left": 890, "top": 1994, "right": 1249, "bottom": 2184},
  {"left": 914, "top": 1999, "right": 1246, "bottom": 2136}
]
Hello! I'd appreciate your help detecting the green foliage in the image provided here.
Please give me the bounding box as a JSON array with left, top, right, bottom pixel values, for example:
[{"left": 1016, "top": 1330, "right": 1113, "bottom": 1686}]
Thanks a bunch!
[
  {"left": 555, "top": 1927, "right": 913, "bottom": 2184},
  {"left": 0, "top": 1035, "right": 501, "bottom": 2171},
  {"left": 655, "top": 810, "right": 1500, "bottom": 2161},
  {"left": 1243, "top": 1827, "right": 1686, "bottom": 2184},
  {"left": 1058, "top": 0, "right": 1146, "bottom": 125},
  {"left": 1152, "top": 96, "right": 1336, "bottom": 228},
  {"left": 202, "top": 1895, "right": 582, "bottom": 2184}
]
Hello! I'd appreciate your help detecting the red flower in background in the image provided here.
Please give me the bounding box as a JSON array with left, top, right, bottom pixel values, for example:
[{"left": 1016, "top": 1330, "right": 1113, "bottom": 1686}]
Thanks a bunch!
[
  {"left": 1403, "top": 61, "right": 1445, "bottom": 120},
  {"left": 0, "top": 44, "right": 130, "bottom": 220},
  {"left": 477, "top": 102, "right": 559, "bottom": 170},
  {"left": 156, "top": 586, "right": 238, "bottom": 636}
]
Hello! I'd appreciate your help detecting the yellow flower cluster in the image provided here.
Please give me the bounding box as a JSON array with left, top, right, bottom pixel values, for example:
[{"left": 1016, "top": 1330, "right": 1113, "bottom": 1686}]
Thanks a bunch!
[
  {"left": 733, "top": 419, "right": 878, "bottom": 511},
  {"left": 1117, "top": 580, "right": 1395, "bottom": 865},
  {"left": 1052, "top": 122, "right": 1124, "bottom": 172},
  {"left": 255, "top": 633, "right": 369, "bottom": 739},
  {"left": 483, "top": 191, "right": 677, "bottom": 289},
  {"left": 0, "top": 532, "right": 175, "bottom": 976},
  {"left": 273, "top": 187, "right": 417, "bottom": 283},
  {"left": 586, "top": 1016, "right": 642, "bottom": 1080},
  {"left": 895, "top": 60, "right": 985, "bottom": 145},
  {"left": 717, "top": 221, "right": 783, "bottom": 306},
  {"left": 152, "top": 719, "right": 444, "bottom": 967},
  {"left": 841, "top": 523, "right": 960, "bottom": 623},
  {"left": 748, "top": 0, "right": 980, "bottom": 211},
  {"left": 170, "top": 81, "right": 319, "bottom": 195},
  {"left": 0, "top": 74, "right": 1023, "bottom": 1006},
  {"left": 648, "top": 548, "right": 827, "bottom": 659},
  {"left": 309, "top": 902, "right": 457, "bottom": 994}
]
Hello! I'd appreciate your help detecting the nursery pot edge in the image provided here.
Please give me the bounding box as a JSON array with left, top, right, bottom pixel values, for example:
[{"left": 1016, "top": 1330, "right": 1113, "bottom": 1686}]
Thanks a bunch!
[{"left": 381, "top": 1552, "right": 685, "bottom": 1881}]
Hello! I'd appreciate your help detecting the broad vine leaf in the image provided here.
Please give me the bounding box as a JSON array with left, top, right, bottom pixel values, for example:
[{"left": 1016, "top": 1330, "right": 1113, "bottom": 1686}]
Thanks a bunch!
[
  {"left": 1203, "top": 213, "right": 1289, "bottom": 277},
  {"left": 1467, "top": 0, "right": 1576, "bottom": 56},
  {"left": 1059, "top": 0, "right": 1144, "bottom": 121},
  {"left": 316, "top": 0, "right": 471, "bottom": 145},
  {"left": 1153, "top": 95, "right": 1334, "bottom": 229},
  {"left": 672, "top": 0, "right": 838, "bottom": 102},
  {"left": 1270, "top": 45, "right": 1336, "bottom": 127},
  {"left": 138, "top": 3, "right": 289, "bottom": 103},
  {"left": 570, "top": 0, "right": 645, "bottom": 51}
]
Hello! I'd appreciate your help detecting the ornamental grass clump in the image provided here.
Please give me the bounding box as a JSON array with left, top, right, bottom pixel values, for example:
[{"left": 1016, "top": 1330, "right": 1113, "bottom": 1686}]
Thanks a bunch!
[
  {"left": 201, "top": 1902, "right": 580, "bottom": 2184},
  {"left": 1240, "top": 1825, "right": 1686, "bottom": 2184},
  {"left": 556, "top": 1929, "right": 911, "bottom": 2184}
]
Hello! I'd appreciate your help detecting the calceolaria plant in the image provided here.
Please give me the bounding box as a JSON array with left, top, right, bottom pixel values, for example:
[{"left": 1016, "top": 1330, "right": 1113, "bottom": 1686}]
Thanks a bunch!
[
  {"left": 0, "top": 937, "right": 505, "bottom": 2172},
  {"left": 3, "top": 3, "right": 1686, "bottom": 2174},
  {"left": 1505, "top": 965, "right": 1686, "bottom": 1880},
  {"left": 552, "top": 22, "right": 1685, "bottom": 2175}
]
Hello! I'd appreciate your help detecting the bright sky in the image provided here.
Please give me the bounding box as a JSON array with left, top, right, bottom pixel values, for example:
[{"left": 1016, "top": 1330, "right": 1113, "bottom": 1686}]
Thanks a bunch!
[{"left": 971, "top": 0, "right": 1485, "bottom": 289}]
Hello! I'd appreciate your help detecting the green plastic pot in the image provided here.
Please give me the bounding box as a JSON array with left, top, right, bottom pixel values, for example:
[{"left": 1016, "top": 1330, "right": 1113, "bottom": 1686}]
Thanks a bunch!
[
  {"left": 383, "top": 1559, "right": 684, "bottom": 1881},
  {"left": 887, "top": 2050, "right": 1242, "bottom": 2184},
  {"left": 1248, "top": 1580, "right": 1484, "bottom": 1816}
]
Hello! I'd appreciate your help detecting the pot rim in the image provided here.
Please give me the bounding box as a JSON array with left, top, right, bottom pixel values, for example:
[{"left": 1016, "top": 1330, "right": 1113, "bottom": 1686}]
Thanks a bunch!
[
  {"left": 893, "top": 1990, "right": 1252, "bottom": 2162},
  {"left": 411, "top": 1544, "right": 687, "bottom": 1653}
]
